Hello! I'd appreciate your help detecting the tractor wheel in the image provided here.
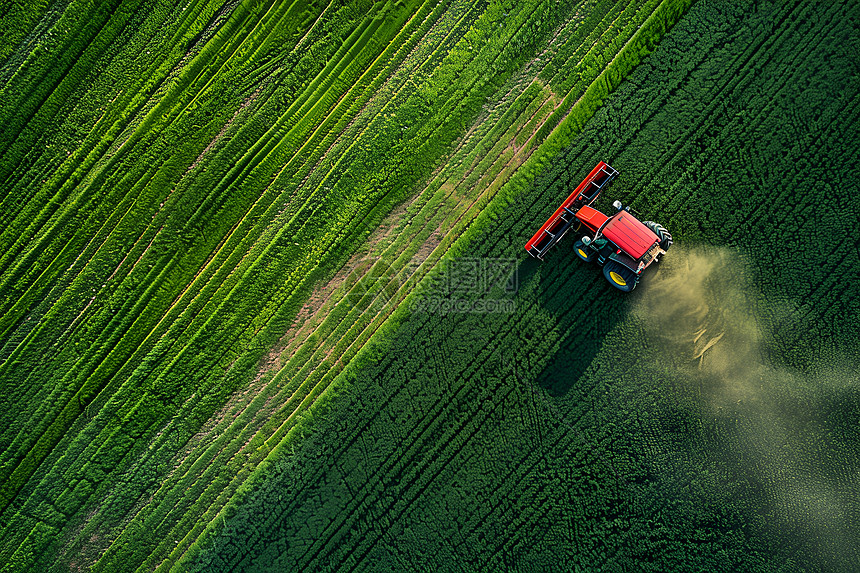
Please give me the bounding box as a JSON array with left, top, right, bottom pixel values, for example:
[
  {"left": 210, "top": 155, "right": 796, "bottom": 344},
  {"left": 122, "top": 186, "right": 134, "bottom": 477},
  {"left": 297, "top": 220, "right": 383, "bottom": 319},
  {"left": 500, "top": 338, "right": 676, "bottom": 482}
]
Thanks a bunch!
[
  {"left": 574, "top": 239, "right": 596, "bottom": 262},
  {"left": 644, "top": 221, "right": 673, "bottom": 251},
  {"left": 603, "top": 261, "right": 638, "bottom": 292}
]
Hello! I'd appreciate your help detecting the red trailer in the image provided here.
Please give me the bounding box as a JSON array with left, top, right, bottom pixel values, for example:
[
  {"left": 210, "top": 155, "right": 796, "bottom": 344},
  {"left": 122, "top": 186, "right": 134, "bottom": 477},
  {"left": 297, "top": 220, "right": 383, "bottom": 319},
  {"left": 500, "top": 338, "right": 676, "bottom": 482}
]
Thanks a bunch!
[{"left": 525, "top": 162, "right": 672, "bottom": 291}]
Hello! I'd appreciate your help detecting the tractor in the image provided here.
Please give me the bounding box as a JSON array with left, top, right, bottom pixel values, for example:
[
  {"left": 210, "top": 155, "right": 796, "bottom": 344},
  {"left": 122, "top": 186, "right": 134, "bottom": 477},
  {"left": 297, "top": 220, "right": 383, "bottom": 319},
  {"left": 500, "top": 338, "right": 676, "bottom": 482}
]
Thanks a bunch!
[{"left": 524, "top": 161, "right": 672, "bottom": 291}]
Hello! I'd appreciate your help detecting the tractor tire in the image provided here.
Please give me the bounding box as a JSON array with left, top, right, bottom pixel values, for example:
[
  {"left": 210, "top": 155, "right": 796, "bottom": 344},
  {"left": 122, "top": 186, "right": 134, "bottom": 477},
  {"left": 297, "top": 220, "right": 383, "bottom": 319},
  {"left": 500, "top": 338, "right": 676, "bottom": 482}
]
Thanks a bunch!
[
  {"left": 603, "top": 260, "right": 638, "bottom": 292},
  {"left": 644, "top": 221, "right": 673, "bottom": 251},
  {"left": 574, "top": 239, "right": 596, "bottom": 262}
]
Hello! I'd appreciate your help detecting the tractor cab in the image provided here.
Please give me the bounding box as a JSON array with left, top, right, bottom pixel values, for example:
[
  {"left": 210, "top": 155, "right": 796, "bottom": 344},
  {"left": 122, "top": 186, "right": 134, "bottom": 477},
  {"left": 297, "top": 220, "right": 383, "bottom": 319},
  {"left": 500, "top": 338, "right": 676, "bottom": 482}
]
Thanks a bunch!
[{"left": 525, "top": 162, "right": 672, "bottom": 291}]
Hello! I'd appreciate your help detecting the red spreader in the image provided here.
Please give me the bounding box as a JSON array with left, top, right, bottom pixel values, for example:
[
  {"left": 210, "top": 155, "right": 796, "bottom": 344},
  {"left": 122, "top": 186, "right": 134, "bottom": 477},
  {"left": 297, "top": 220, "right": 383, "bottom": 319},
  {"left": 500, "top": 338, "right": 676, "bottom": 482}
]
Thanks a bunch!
[{"left": 524, "top": 161, "right": 673, "bottom": 292}]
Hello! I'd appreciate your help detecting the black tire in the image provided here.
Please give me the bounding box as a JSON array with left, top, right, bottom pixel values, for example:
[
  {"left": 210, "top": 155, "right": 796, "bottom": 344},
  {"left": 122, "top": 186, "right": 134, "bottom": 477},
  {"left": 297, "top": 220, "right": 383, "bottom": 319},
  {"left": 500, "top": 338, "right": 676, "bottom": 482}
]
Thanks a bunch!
[
  {"left": 574, "top": 239, "right": 596, "bottom": 262},
  {"left": 644, "top": 221, "right": 673, "bottom": 251},
  {"left": 603, "top": 260, "right": 638, "bottom": 292}
]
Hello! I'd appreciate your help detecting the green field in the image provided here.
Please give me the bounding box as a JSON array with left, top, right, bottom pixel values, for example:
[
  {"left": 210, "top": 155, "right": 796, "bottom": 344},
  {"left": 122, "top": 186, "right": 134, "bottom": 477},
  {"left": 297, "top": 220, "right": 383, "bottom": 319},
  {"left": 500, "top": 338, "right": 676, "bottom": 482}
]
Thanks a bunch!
[{"left": 1, "top": 0, "right": 857, "bottom": 571}]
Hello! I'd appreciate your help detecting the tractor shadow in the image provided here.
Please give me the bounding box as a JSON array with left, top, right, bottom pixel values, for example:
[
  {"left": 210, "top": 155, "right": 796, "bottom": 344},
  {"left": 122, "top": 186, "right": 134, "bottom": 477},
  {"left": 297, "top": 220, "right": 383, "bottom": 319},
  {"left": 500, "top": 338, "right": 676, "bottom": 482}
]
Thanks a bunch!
[{"left": 526, "top": 239, "right": 635, "bottom": 397}]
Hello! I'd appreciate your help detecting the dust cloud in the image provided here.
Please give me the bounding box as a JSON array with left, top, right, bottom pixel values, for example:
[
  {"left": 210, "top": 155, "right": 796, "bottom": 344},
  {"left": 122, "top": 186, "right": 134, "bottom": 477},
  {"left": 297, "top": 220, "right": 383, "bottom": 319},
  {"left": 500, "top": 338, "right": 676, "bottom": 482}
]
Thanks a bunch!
[{"left": 631, "top": 246, "right": 859, "bottom": 571}]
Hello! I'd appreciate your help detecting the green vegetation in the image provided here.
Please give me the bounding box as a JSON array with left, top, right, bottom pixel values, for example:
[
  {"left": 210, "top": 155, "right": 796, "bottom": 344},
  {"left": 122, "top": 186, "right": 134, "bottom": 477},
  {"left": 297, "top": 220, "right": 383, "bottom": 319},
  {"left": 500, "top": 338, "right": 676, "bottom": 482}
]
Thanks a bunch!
[
  {"left": 1, "top": 0, "right": 856, "bottom": 571},
  {"left": 2, "top": 0, "right": 676, "bottom": 569},
  {"left": 181, "top": 0, "right": 859, "bottom": 571}
]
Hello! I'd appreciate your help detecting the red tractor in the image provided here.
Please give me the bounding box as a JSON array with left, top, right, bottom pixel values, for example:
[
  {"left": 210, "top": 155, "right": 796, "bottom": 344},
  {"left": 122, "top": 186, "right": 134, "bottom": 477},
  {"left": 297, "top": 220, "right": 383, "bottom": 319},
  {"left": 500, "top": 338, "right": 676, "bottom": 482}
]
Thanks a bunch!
[{"left": 524, "top": 161, "right": 672, "bottom": 291}]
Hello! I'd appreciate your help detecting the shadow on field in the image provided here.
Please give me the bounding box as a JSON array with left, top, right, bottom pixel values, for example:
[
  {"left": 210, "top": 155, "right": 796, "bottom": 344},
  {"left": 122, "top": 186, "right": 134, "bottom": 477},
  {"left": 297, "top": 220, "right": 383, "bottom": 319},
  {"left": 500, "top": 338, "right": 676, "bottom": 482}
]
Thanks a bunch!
[{"left": 527, "top": 238, "right": 631, "bottom": 397}]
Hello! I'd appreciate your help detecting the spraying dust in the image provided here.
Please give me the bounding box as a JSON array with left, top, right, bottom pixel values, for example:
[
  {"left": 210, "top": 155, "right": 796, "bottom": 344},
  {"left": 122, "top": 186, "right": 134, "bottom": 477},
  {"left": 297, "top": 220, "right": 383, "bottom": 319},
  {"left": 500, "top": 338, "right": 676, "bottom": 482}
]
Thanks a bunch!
[
  {"left": 634, "top": 248, "right": 764, "bottom": 407},
  {"left": 631, "top": 246, "right": 859, "bottom": 571}
]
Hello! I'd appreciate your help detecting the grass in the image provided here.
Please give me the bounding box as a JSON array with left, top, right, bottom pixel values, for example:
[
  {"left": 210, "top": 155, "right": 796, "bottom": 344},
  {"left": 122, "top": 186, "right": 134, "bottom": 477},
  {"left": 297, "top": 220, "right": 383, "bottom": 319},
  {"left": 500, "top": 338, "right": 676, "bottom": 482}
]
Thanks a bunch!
[
  {"left": 180, "top": 0, "right": 859, "bottom": 571},
  {"left": 2, "top": 0, "right": 856, "bottom": 571}
]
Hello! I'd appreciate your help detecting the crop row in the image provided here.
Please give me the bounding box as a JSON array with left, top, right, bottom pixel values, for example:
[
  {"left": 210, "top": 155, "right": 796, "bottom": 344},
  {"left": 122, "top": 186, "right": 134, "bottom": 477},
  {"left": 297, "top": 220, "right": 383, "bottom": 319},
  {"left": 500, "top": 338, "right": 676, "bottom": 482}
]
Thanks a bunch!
[
  {"left": 0, "top": 0, "right": 651, "bottom": 564},
  {"left": 0, "top": 0, "right": 428, "bottom": 564},
  {"left": 90, "top": 1, "right": 593, "bottom": 569},
  {"left": 171, "top": 1, "right": 696, "bottom": 568},
  {"left": 0, "top": 0, "right": 252, "bottom": 506},
  {"left": 166, "top": 0, "right": 678, "bottom": 568},
  {"left": 246, "top": 0, "right": 675, "bottom": 471},
  {"left": 0, "top": 0, "right": 358, "bottom": 514},
  {"left": 81, "top": 3, "right": 480, "bottom": 570},
  {"left": 182, "top": 0, "right": 858, "bottom": 571},
  {"left": 62, "top": 0, "right": 664, "bottom": 569},
  {"left": 0, "top": 0, "right": 607, "bottom": 569}
]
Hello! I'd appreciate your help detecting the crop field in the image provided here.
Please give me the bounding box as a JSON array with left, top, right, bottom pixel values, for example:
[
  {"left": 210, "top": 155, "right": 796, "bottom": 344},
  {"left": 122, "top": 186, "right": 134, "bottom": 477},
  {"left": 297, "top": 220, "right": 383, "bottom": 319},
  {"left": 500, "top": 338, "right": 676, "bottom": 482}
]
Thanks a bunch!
[{"left": 0, "top": 0, "right": 857, "bottom": 571}]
